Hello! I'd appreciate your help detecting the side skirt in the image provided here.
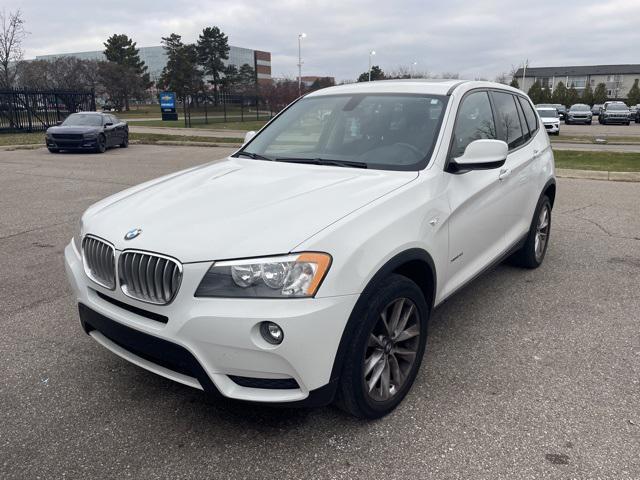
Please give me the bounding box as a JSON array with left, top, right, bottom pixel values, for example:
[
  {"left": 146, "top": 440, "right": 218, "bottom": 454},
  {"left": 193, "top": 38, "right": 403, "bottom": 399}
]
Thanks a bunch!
[{"left": 433, "top": 233, "right": 527, "bottom": 310}]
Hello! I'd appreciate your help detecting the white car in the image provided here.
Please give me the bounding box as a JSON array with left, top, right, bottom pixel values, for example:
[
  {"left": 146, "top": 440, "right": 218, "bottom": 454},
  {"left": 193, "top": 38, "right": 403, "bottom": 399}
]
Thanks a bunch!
[
  {"left": 65, "top": 80, "right": 556, "bottom": 419},
  {"left": 536, "top": 107, "right": 560, "bottom": 135}
]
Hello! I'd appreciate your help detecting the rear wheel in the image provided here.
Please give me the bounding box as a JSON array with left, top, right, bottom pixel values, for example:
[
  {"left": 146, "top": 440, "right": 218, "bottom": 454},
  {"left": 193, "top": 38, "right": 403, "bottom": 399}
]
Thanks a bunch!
[
  {"left": 512, "top": 196, "right": 552, "bottom": 269},
  {"left": 336, "top": 274, "right": 428, "bottom": 419}
]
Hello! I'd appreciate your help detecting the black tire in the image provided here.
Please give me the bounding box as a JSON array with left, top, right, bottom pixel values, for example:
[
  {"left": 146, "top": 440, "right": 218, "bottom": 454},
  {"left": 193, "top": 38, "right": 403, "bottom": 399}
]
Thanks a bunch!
[
  {"left": 511, "top": 196, "right": 552, "bottom": 269},
  {"left": 48, "top": 147, "right": 59, "bottom": 153},
  {"left": 120, "top": 132, "right": 129, "bottom": 148},
  {"left": 95, "top": 134, "right": 106, "bottom": 153},
  {"left": 336, "top": 274, "right": 429, "bottom": 419},
  {"left": 565, "top": 120, "right": 570, "bottom": 125},
  {"left": 626, "top": 122, "right": 631, "bottom": 126},
  {"left": 587, "top": 120, "right": 592, "bottom": 125}
]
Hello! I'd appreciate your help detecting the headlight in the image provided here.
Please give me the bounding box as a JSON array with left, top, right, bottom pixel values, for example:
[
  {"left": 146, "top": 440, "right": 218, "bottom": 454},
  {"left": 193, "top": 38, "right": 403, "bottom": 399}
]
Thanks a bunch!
[
  {"left": 195, "top": 252, "right": 332, "bottom": 298},
  {"left": 73, "top": 218, "right": 84, "bottom": 253}
]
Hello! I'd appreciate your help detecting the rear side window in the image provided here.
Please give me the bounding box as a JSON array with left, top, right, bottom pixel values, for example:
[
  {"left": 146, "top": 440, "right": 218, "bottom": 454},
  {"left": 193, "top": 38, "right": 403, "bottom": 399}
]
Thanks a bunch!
[
  {"left": 514, "top": 99, "right": 531, "bottom": 142},
  {"left": 518, "top": 97, "right": 538, "bottom": 137},
  {"left": 450, "top": 91, "right": 497, "bottom": 159},
  {"left": 492, "top": 91, "right": 526, "bottom": 150}
]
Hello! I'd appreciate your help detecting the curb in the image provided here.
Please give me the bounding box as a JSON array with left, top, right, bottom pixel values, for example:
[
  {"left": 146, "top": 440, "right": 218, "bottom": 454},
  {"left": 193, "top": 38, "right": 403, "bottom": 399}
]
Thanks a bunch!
[
  {"left": 132, "top": 140, "right": 242, "bottom": 148},
  {"left": 556, "top": 168, "right": 640, "bottom": 182},
  {"left": 0, "top": 144, "right": 44, "bottom": 151}
]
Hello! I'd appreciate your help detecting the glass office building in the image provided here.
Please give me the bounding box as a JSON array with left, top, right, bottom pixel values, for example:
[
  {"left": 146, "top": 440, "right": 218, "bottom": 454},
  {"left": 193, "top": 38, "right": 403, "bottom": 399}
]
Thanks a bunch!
[{"left": 36, "top": 45, "right": 272, "bottom": 83}]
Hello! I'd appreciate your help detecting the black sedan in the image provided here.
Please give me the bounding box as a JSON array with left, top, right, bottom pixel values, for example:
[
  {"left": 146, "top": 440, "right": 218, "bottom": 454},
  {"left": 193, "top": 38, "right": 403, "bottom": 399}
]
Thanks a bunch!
[{"left": 45, "top": 112, "right": 128, "bottom": 153}]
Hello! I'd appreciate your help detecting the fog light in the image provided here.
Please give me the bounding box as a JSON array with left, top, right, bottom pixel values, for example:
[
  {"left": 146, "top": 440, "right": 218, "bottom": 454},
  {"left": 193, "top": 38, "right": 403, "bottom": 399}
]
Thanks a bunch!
[{"left": 260, "top": 321, "right": 284, "bottom": 345}]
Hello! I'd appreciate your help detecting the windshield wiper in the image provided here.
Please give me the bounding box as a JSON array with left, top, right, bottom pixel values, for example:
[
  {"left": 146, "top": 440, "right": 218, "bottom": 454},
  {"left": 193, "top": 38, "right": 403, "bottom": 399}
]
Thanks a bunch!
[
  {"left": 275, "top": 157, "right": 368, "bottom": 169},
  {"left": 233, "top": 151, "right": 273, "bottom": 161}
]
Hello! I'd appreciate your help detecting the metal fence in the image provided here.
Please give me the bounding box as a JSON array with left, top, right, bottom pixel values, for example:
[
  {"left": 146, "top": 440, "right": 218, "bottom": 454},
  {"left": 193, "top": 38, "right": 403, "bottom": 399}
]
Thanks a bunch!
[
  {"left": 0, "top": 90, "right": 96, "bottom": 133},
  {"left": 173, "top": 91, "right": 275, "bottom": 128}
]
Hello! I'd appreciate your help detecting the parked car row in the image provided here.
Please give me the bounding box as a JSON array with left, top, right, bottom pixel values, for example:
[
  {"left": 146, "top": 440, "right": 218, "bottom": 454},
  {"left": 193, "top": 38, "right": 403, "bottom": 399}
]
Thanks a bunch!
[{"left": 536, "top": 102, "right": 640, "bottom": 127}]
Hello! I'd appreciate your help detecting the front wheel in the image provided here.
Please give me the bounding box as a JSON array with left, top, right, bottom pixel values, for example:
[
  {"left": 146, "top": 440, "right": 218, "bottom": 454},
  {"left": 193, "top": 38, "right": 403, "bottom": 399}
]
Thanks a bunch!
[
  {"left": 120, "top": 132, "right": 129, "bottom": 148},
  {"left": 48, "top": 147, "right": 59, "bottom": 153},
  {"left": 512, "top": 196, "right": 552, "bottom": 269},
  {"left": 336, "top": 274, "right": 429, "bottom": 419},
  {"left": 95, "top": 134, "right": 106, "bottom": 153}
]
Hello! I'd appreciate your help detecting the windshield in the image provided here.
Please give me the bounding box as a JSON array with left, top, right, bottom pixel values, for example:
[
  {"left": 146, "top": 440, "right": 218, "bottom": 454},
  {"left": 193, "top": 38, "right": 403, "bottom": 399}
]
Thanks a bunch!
[
  {"left": 570, "top": 104, "right": 590, "bottom": 111},
  {"left": 62, "top": 113, "right": 103, "bottom": 126},
  {"left": 607, "top": 104, "right": 628, "bottom": 111},
  {"left": 536, "top": 104, "right": 555, "bottom": 109},
  {"left": 537, "top": 109, "right": 558, "bottom": 118},
  {"left": 238, "top": 94, "right": 448, "bottom": 170}
]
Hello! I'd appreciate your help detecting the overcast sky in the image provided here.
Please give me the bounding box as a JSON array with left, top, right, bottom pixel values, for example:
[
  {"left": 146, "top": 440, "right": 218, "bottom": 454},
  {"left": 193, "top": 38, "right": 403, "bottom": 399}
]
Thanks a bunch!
[{"left": 7, "top": 0, "right": 640, "bottom": 82}]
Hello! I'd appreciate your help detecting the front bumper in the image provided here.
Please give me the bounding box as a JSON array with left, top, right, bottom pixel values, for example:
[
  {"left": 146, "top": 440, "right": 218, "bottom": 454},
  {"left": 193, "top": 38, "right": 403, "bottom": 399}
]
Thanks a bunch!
[
  {"left": 601, "top": 115, "right": 630, "bottom": 124},
  {"left": 64, "top": 241, "right": 358, "bottom": 404},
  {"left": 566, "top": 115, "right": 591, "bottom": 123},
  {"left": 47, "top": 137, "right": 99, "bottom": 150},
  {"left": 543, "top": 122, "right": 560, "bottom": 133}
]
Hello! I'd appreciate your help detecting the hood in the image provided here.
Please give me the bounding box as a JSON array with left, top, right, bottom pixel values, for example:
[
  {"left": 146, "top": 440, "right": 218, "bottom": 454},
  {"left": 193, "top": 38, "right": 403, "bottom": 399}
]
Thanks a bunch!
[
  {"left": 47, "top": 125, "right": 102, "bottom": 135},
  {"left": 82, "top": 157, "right": 417, "bottom": 262}
]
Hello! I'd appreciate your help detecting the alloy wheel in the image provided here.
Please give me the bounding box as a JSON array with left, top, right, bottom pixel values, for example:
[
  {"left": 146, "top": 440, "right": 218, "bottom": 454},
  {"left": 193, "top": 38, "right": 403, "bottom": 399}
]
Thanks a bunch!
[
  {"left": 363, "top": 297, "right": 421, "bottom": 402},
  {"left": 534, "top": 205, "right": 550, "bottom": 262}
]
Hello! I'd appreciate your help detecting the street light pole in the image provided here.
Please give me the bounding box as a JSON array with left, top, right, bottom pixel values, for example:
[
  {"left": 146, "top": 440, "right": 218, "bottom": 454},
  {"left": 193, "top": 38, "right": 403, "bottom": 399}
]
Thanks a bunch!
[
  {"left": 521, "top": 58, "right": 528, "bottom": 89},
  {"left": 297, "top": 33, "right": 306, "bottom": 97},
  {"left": 368, "top": 50, "right": 376, "bottom": 82}
]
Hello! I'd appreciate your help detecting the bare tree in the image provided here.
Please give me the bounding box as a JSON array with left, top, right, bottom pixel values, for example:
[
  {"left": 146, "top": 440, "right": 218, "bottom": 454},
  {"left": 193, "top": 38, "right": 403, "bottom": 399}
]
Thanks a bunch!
[
  {"left": 495, "top": 72, "right": 509, "bottom": 84},
  {"left": 0, "top": 9, "right": 27, "bottom": 89}
]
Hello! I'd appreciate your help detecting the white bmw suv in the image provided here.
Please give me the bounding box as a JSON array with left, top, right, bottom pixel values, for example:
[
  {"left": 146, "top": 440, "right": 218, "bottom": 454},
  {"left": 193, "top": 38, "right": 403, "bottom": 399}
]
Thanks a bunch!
[{"left": 65, "top": 80, "right": 555, "bottom": 418}]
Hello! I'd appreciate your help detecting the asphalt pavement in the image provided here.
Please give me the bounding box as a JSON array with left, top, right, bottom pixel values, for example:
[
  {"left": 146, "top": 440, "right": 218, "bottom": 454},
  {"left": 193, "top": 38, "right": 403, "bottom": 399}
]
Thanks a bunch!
[{"left": 0, "top": 145, "right": 638, "bottom": 479}]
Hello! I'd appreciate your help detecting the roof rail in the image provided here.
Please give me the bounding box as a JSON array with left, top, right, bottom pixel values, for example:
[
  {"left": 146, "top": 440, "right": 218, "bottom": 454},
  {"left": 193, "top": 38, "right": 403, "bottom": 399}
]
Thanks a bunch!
[{"left": 446, "top": 80, "right": 470, "bottom": 96}]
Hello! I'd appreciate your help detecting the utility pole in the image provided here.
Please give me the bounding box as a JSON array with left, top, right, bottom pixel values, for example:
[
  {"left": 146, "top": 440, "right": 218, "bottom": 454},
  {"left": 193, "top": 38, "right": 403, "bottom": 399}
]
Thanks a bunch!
[
  {"left": 368, "top": 50, "right": 376, "bottom": 81},
  {"left": 521, "top": 59, "right": 528, "bottom": 90},
  {"left": 297, "top": 33, "right": 306, "bottom": 97}
]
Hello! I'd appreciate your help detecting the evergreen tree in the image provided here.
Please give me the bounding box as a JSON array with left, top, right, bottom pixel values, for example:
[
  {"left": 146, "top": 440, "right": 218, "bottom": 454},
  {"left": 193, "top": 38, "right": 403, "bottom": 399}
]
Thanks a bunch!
[
  {"left": 102, "top": 34, "right": 151, "bottom": 110},
  {"left": 566, "top": 84, "right": 579, "bottom": 107},
  {"left": 582, "top": 83, "right": 594, "bottom": 105},
  {"left": 238, "top": 63, "right": 256, "bottom": 90},
  {"left": 196, "top": 26, "right": 230, "bottom": 104},
  {"left": 593, "top": 82, "right": 607, "bottom": 104},
  {"left": 552, "top": 81, "right": 567, "bottom": 106},
  {"left": 357, "top": 65, "right": 385, "bottom": 82},
  {"left": 527, "top": 81, "right": 542, "bottom": 104},
  {"left": 541, "top": 87, "right": 552, "bottom": 103},
  {"left": 158, "top": 34, "right": 203, "bottom": 125},
  {"left": 509, "top": 77, "right": 519, "bottom": 89},
  {"left": 627, "top": 79, "right": 640, "bottom": 106}
]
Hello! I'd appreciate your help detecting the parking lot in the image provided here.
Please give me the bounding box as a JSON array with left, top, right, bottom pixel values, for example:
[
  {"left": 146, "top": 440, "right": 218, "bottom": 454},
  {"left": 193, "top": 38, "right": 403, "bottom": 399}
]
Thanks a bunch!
[{"left": 1, "top": 145, "right": 639, "bottom": 479}]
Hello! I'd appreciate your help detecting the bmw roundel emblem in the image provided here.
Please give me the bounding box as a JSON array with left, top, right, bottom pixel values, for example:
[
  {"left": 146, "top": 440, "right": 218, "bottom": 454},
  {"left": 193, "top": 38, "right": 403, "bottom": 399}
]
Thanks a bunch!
[{"left": 124, "top": 228, "right": 142, "bottom": 241}]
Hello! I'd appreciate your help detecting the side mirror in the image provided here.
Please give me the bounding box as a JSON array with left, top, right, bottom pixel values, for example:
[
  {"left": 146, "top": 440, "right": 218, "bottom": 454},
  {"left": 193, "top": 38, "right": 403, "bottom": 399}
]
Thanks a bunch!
[
  {"left": 447, "top": 139, "right": 508, "bottom": 173},
  {"left": 243, "top": 131, "right": 256, "bottom": 145}
]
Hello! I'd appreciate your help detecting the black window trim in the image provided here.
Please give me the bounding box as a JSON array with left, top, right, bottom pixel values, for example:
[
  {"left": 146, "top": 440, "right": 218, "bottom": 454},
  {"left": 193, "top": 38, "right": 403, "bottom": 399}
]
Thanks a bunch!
[
  {"left": 444, "top": 88, "right": 498, "bottom": 171},
  {"left": 444, "top": 87, "right": 539, "bottom": 172},
  {"left": 517, "top": 95, "right": 539, "bottom": 138},
  {"left": 489, "top": 90, "right": 528, "bottom": 151}
]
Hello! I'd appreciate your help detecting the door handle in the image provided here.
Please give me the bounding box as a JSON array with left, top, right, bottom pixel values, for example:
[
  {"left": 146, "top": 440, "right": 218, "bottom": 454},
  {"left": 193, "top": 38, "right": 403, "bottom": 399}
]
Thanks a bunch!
[{"left": 498, "top": 168, "right": 511, "bottom": 181}]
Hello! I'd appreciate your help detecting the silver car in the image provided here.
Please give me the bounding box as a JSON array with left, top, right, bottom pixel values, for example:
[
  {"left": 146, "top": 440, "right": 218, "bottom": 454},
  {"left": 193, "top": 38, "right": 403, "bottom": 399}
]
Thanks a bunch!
[{"left": 565, "top": 104, "right": 593, "bottom": 125}]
